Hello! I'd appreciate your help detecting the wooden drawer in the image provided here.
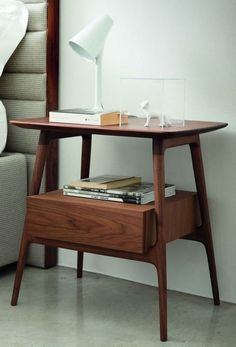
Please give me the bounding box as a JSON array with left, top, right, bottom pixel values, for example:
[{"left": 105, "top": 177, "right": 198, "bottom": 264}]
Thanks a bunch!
[
  {"left": 24, "top": 190, "right": 197, "bottom": 254},
  {"left": 164, "top": 191, "right": 198, "bottom": 242},
  {"left": 25, "top": 190, "right": 156, "bottom": 254}
]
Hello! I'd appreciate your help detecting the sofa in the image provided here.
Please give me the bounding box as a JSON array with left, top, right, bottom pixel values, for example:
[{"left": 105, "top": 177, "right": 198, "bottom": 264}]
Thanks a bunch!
[{"left": 0, "top": 0, "right": 59, "bottom": 268}]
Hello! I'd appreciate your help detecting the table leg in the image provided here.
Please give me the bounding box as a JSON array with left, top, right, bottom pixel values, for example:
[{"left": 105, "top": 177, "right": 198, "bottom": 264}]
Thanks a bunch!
[
  {"left": 77, "top": 135, "right": 92, "bottom": 278},
  {"left": 152, "top": 138, "right": 168, "bottom": 341},
  {"left": 155, "top": 243, "right": 167, "bottom": 342},
  {"left": 11, "top": 131, "right": 50, "bottom": 305},
  {"left": 190, "top": 136, "right": 220, "bottom": 305},
  {"left": 11, "top": 236, "right": 30, "bottom": 306},
  {"left": 29, "top": 131, "right": 51, "bottom": 195}
]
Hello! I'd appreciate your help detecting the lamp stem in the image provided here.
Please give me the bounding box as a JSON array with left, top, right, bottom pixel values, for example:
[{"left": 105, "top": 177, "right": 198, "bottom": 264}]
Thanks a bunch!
[{"left": 94, "top": 52, "right": 103, "bottom": 113}]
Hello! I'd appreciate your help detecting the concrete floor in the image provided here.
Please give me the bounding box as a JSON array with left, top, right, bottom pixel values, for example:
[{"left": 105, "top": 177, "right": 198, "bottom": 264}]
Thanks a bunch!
[{"left": 0, "top": 266, "right": 235, "bottom": 347}]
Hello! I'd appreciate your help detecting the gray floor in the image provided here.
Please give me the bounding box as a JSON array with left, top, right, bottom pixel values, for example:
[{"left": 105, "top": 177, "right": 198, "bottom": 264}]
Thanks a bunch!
[{"left": 0, "top": 266, "right": 235, "bottom": 347}]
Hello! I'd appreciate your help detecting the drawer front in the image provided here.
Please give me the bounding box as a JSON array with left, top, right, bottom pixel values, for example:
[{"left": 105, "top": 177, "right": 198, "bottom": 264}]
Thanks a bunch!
[{"left": 25, "top": 196, "right": 155, "bottom": 254}]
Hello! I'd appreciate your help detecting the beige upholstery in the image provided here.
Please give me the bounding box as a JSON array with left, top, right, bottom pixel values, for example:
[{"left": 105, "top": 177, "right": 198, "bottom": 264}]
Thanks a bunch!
[
  {"left": 1, "top": 99, "right": 45, "bottom": 154},
  {"left": 3, "top": 32, "right": 47, "bottom": 73},
  {"left": 0, "top": 153, "right": 27, "bottom": 267},
  {"left": 0, "top": 73, "right": 46, "bottom": 101},
  {"left": 0, "top": 0, "right": 49, "bottom": 268}
]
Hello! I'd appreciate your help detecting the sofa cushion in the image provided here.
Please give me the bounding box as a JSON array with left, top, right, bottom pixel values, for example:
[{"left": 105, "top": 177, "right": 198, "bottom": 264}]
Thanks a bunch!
[{"left": 0, "top": 153, "right": 27, "bottom": 267}]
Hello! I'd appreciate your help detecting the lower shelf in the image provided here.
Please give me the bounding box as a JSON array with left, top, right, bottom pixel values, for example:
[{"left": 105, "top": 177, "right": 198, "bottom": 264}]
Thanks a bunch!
[{"left": 24, "top": 190, "right": 197, "bottom": 254}]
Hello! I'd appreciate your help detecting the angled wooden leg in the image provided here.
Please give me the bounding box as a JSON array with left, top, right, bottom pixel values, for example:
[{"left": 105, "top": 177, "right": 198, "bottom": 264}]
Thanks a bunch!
[
  {"left": 203, "top": 240, "right": 220, "bottom": 305},
  {"left": 152, "top": 138, "right": 168, "bottom": 341},
  {"left": 155, "top": 243, "right": 167, "bottom": 342},
  {"left": 190, "top": 137, "right": 220, "bottom": 305},
  {"left": 29, "top": 131, "right": 50, "bottom": 195},
  {"left": 77, "top": 135, "right": 92, "bottom": 278},
  {"left": 11, "top": 236, "right": 30, "bottom": 306}
]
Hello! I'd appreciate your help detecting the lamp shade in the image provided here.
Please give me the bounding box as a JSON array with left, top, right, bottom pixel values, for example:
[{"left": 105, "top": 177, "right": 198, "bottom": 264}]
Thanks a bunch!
[{"left": 69, "top": 14, "right": 113, "bottom": 62}]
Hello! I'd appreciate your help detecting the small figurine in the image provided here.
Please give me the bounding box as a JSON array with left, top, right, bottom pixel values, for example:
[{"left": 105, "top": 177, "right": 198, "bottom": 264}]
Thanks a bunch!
[
  {"left": 140, "top": 100, "right": 171, "bottom": 127},
  {"left": 140, "top": 100, "right": 151, "bottom": 127}
]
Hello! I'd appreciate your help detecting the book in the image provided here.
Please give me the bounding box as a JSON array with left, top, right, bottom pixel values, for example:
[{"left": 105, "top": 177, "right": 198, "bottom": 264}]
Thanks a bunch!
[
  {"left": 63, "top": 182, "right": 176, "bottom": 204},
  {"left": 63, "top": 190, "right": 153, "bottom": 204},
  {"left": 49, "top": 108, "right": 128, "bottom": 126},
  {"left": 64, "top": 182, "right": 175, "bottom": 197},
  {"left": 69, "top": 175, "right": 142, "bottom": 190},
  {"left": 105, "top": 183, "right": 175, "bottom": 198}
]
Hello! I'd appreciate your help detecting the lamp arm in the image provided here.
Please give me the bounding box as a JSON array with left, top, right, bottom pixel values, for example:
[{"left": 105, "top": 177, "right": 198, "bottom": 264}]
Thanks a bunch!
[{"left": 94, "top": 51, "right": 103, "bottom": 112}]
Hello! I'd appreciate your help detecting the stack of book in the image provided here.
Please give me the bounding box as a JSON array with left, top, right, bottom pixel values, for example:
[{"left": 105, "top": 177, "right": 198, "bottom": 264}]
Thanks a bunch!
[{"left": 63, "top": 174, "right": 176, "bottom": 205}]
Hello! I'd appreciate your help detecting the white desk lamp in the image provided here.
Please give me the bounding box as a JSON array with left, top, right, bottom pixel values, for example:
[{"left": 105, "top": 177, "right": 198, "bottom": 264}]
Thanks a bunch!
[{"left": 69, "top": 14, "right": 113, "bottom": 113}]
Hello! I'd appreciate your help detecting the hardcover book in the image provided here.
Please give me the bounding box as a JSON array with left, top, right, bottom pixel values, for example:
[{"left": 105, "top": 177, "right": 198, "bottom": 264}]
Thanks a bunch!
[
  {"left": 49, "top": 108, "right": 128, "bottom": 126},
  {"left": 69, "top": 175, "right": 141, "bottom": 190},
  {"left": 63, "top": 182, "right": 176, "bottom": 204}
]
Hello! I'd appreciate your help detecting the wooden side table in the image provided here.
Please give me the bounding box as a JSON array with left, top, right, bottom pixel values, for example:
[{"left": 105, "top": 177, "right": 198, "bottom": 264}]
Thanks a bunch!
[{"left": 10, "top": 117, "right": 227, "bottom": 342}]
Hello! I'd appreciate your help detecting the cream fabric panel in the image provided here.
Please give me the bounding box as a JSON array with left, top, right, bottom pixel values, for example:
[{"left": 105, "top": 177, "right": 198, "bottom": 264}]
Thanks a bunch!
[
  {"left": 0, "top": 153, "right": 27, "bottom": 267},
  {"left": 0, "top": 153, "right": 46, "bottom": 268},
  {"left": 5, "top": 32, "right": 46, "bottom": 73},
  {"left": 3, "top": 99, "right": 46, "bottom": 154},
  {"left": 26, "top": 3, "right": 47, "bottom": 32},
  {"left": 0, "top": 73, "right": 47, "bottom": 101},
  {"left": 0, "top": 73, "right": 46, "bottom": 101}
]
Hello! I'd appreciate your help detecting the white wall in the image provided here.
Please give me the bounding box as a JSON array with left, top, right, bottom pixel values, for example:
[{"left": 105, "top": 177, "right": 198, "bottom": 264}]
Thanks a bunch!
[{"left": 58, "top": 0, "right": 236, "bottom": 304}]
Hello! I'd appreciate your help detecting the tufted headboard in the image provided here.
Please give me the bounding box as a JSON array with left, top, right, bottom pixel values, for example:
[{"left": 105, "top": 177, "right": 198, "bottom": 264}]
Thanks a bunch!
[{"left": 0, "top": 0, "right": 59, "bottom": 268}]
